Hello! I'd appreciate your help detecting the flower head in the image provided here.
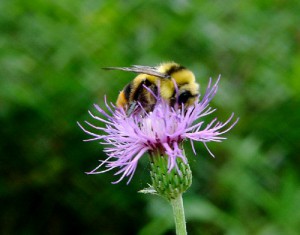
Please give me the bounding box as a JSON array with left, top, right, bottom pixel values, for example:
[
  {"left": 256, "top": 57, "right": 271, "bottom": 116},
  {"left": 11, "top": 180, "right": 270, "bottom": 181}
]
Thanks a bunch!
[{"left": 78, "top": 76, "right": 238, "bottom": 184}]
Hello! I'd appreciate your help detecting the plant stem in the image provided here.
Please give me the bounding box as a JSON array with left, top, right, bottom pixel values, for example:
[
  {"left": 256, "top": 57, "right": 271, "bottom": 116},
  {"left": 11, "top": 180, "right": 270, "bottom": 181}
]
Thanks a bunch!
[{"left": 170, "top": 194, "right": 187, "bottom": 235}]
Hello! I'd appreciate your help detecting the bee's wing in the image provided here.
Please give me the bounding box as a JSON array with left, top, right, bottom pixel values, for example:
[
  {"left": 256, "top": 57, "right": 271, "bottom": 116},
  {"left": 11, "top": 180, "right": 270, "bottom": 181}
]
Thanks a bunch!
[{"left": 103, "top": 65, "right": 171, "bottom": 79}]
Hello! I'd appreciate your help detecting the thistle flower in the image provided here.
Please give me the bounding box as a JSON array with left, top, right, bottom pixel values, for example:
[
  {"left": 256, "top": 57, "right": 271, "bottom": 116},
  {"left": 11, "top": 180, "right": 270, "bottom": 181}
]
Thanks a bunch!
[{"left": 78, "top": 76, "right": 238, "bottom": 184}]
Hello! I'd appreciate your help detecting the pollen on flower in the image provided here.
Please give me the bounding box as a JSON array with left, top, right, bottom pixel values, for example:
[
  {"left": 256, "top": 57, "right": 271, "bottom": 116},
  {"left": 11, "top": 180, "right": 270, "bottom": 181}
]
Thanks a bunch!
[{"left": 78, "top": 76, "right": 239, "bottom": 184}]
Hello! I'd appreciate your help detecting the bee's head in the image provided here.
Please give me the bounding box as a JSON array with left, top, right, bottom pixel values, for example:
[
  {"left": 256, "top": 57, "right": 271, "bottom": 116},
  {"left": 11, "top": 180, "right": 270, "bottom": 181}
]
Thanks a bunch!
[{"left": 160, "top": 63, "right": 199, "bottom": 107}]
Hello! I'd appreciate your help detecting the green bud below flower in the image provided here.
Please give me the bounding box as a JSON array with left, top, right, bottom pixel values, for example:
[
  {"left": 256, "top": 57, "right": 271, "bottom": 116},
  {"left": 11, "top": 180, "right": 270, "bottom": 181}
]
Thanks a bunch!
[{"left": 149, "top": 151, "right": 192, "bottom": 201}]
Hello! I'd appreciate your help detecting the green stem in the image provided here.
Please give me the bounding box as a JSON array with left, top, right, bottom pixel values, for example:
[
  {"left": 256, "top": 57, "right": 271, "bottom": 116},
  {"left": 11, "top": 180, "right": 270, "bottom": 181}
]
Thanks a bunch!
[{"left": 170, "top": 194, "right": 187, "bottom": 235}]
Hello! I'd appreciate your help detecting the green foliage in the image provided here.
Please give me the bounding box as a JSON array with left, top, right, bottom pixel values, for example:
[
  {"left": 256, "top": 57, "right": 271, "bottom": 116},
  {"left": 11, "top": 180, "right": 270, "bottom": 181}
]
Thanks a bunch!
[{"left": 1, "top": 0, "right": 300, "bottom": 234}]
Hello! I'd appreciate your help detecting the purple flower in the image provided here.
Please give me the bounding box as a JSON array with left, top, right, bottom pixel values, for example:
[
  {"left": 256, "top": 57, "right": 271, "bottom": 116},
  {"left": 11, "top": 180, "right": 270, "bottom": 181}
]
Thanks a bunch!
[{"left": 78, "top": 76, "right": 238, "bottom": 184}]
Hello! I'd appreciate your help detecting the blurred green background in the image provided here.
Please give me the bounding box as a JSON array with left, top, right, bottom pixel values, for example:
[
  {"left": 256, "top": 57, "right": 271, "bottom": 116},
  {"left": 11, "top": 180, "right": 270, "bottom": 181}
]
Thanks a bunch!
[{"left": 1, "top": 0, "right": 300, "bottom": 234}]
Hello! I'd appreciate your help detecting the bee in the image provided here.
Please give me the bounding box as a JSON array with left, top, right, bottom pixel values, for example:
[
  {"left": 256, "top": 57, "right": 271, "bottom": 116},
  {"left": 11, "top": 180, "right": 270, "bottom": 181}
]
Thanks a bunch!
[{"left": 104, "top": 62, "right": 199, "bottom": 114}]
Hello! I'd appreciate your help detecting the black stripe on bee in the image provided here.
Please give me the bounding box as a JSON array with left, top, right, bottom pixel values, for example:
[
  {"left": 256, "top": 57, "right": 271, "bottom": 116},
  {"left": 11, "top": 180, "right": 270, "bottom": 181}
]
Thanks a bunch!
[
  {"left": 132, "top": 79, "right": 158, "bottom": 107},
  {"left": 132, "top": 79, "right": 152, "bottom": 101},
  {"left": 123, "top": 82, "right": 132, "bottom": 101},
  {"left": 143, "top": 79, "right": 158, "bottom": 97},
  {"left": 165, "top": 65, "right": 186, "bottom": 76},
  {"left": 132, "top": 82, "right": 144, "bottom": 101}
]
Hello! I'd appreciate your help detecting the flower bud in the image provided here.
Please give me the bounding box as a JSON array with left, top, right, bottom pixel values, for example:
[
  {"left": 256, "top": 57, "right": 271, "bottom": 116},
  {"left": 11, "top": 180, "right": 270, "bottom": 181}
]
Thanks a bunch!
[{"left": 150, "top": 152, "right": 192, "bottom": 201}]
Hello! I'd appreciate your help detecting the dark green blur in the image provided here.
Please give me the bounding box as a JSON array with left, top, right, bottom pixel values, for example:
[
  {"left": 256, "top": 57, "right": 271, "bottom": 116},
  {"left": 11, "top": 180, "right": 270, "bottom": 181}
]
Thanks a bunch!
[{"left": 1, "top": 0, "right": 300, "bottom": 234}]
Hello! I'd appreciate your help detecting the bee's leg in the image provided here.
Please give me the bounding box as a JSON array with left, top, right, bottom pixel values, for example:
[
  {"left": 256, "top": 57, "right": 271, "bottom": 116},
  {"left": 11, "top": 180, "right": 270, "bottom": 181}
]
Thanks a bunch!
[{"left": 126, "top": 100, "right": 138, "bottom": 116}]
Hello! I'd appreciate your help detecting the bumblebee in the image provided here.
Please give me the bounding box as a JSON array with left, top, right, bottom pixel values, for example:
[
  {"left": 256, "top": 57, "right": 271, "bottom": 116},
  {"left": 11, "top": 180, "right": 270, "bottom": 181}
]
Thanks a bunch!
[{"left": 104, "top": 62, "right": 199, "bottom": 114}]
